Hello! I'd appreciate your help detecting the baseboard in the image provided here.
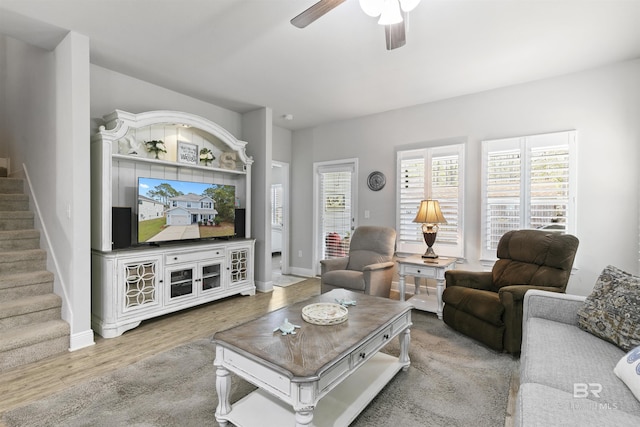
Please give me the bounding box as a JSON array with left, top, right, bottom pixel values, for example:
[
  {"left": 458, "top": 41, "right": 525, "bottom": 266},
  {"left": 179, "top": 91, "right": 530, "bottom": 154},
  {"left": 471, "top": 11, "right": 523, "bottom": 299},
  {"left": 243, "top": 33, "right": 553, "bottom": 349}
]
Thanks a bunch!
[
  {"left": 69, "top": 329, "right": 95, "bottom": 351},
  {"left": 288, "top": 266, "right": 315, "bottom": 278},
  {"left": 255, "top": 280, "right": 274, "bottom": 293}
]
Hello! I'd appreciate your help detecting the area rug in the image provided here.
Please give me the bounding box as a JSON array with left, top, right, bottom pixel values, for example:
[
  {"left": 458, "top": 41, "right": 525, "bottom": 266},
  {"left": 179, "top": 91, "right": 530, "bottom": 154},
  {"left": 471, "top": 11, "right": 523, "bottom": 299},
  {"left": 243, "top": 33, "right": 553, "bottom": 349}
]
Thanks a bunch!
[
  {"left": 272, "top": 272, "right": 308, "bottom": 287},
  {"left": 2, "top": 312, "right": 518, "bottom": 427}
]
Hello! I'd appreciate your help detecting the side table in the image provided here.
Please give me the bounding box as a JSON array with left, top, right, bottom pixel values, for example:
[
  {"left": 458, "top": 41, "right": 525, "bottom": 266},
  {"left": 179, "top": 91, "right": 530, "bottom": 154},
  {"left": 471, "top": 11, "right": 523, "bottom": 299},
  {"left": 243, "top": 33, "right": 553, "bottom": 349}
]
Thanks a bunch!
[{"left": 396, "top": 255, "right": 457, "bottom": 319}]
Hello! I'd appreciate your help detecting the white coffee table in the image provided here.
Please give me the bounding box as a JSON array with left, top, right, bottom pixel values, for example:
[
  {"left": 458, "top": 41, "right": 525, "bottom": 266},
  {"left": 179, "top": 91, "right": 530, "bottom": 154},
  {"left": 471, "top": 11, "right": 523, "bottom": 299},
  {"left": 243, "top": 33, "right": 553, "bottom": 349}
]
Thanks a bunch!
[{"left": 213, "top": 290, "right": 413, "bottom": 426}]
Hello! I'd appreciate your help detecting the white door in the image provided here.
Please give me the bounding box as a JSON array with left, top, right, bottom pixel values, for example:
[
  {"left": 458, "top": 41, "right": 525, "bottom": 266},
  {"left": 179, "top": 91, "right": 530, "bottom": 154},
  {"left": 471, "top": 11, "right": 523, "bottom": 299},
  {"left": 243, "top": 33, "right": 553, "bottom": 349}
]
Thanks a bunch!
[
  {"left": 271, "top": 161, "right": 290, "bottom": 275},
  {"left": 313, "top": 159, "right": 358, "bottom": 275}
]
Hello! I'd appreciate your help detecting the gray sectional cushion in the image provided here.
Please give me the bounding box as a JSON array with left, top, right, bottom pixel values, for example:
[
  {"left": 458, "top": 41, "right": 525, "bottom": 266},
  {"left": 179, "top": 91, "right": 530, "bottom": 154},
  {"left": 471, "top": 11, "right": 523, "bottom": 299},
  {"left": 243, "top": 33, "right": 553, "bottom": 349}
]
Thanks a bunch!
[
  {"left": 577, "top": 265, "right": 640, "bottom": 352},
  {"left": 521, "top": 317, "right": 640, "bottom": 416},
  {"left": 515, "top": 383, "right": 640, "bottom": 427}
]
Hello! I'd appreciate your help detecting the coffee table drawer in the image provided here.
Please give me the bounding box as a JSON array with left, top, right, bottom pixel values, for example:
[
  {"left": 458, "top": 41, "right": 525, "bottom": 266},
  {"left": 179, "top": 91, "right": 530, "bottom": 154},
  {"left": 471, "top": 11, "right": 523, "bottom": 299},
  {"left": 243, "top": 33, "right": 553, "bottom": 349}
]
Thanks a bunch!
[
  {"left": 318, "top": 356, "right": 349, "bottom": 393},
  {"left": 222, "top": 348, "right": 291, "bottom": 396},
  {"left": 350, "top": 326, "right": 393, "bottom": 368}
]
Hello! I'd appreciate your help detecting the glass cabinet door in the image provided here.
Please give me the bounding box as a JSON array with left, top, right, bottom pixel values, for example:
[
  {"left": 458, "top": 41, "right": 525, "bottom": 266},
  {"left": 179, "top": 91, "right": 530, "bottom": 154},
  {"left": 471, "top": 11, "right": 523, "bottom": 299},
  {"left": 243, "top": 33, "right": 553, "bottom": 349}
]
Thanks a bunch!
[
  {"left": 169, "top": 266, "right": 195, "bottom": 299},
  {"left": 201, "top": 263, "right": 222, "bottom": 292}
]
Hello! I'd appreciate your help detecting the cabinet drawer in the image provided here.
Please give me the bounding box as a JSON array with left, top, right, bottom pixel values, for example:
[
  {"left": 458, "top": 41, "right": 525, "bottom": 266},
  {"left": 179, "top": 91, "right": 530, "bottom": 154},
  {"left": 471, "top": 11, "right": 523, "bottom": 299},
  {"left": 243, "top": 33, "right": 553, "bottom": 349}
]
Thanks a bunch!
[
  {"left": 350, "top": 325, "right": 393, "bottom": 369},
  {"left": 403, "top": 264, "right": 437, "bottom": 278},
  {"left": 165, "top": 249, "right": 223, "bottom": 265}
]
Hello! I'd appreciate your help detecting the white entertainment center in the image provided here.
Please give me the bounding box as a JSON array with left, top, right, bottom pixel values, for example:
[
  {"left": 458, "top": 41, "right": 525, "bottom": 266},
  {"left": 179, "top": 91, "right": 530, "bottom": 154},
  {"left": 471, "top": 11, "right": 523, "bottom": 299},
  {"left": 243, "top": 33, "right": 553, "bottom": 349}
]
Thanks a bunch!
[{"left": 91, "top": 110, "right": 256, "bottom": 338}]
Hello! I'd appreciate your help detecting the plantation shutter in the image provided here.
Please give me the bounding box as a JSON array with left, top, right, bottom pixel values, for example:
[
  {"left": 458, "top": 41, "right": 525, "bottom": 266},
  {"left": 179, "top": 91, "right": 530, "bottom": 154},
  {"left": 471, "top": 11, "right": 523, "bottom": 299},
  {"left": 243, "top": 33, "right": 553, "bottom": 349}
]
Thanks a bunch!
[
  {"left": 431, "top": 154, "right": 460, "bottom": 246},
  {"left": 271, "top": 184, "right": 283, "bottom": 226},
  {"left": 398, "top": 151, "right": 425, "bottom": 244},
  {"left": 396, "top": 144, "right": 464, "bottom": 257},
  {"left": 482, "top": 131, "right": 576, "bottom": 259},
  {"left": 529, "top": 139, "right": 571, "bottom": 231}
]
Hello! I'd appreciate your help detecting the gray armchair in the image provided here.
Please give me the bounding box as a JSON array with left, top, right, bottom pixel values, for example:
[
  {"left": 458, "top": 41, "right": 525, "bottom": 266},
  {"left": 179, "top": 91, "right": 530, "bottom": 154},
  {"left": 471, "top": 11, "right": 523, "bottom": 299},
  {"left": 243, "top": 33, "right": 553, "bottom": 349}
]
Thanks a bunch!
[{"left": 320, "top": 226, "right": 396, "bottom": 298}]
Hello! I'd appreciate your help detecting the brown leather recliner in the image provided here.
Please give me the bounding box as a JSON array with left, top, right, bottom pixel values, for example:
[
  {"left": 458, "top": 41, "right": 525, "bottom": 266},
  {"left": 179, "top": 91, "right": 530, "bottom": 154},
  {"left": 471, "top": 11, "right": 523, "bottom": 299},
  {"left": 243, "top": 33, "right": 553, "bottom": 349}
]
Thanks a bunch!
[
  {"left": 320, "top": 226, "right": 396, "bottom": 298},
  {"left": 442, "top": 229, "right": 579, "bottom": 354}
]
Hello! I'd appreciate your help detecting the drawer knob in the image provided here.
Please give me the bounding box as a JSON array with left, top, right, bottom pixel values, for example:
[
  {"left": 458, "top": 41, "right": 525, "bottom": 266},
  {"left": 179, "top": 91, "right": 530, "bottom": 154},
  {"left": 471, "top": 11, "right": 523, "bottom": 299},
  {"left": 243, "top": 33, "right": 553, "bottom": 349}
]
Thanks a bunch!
[
  {"left": 359, "top": 352, "right": 366, "bottom": 359},
  {"left": 417, "top": 269, "right": 421, "bottom": 273},
  {"left": 383, "top": 334, "right": 390, "bottom": 340},
  {"left": 174, "top": 257, "right": 178, "bottom": 260}
]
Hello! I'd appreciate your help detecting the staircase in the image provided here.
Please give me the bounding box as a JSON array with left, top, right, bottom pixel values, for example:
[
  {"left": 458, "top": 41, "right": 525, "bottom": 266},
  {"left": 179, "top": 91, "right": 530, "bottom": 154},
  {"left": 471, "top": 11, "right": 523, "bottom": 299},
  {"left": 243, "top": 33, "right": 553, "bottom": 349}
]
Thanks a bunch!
[{"left": 0, "top": 177, "right": 70, "bottom": 372}]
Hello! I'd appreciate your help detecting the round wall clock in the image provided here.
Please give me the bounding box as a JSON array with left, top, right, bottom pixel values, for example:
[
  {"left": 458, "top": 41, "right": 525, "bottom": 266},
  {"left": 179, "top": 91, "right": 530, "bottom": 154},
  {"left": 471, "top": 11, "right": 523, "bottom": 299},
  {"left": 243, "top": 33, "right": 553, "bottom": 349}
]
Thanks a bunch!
[{"left": 367, "top": 171, "right": 386, "bottom": 191}]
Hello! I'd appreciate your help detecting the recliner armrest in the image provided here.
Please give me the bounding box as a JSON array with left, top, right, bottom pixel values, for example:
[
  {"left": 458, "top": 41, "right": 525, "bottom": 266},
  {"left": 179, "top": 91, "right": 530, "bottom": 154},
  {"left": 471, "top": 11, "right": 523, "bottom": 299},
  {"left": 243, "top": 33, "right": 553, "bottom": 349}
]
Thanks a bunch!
[
  {"left": 498, "top": 285, "right": 562, "bottom": 303},
  {"left": 362, "top": 261, "right": 395, "bottom": 272},
  {"left": 445, "top": 270, "right": 493, "bottom": 291},
  {"left": 320, "top": 257, "right": 349, "bottom": 274}
]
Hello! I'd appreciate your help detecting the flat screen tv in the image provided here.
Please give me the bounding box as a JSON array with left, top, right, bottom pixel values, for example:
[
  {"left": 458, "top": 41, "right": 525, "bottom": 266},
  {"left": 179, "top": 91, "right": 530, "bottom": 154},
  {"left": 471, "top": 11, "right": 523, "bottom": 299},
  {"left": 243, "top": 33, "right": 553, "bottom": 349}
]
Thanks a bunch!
[{"left": 137, "top": 177, "right": 236, "bottom": 244}]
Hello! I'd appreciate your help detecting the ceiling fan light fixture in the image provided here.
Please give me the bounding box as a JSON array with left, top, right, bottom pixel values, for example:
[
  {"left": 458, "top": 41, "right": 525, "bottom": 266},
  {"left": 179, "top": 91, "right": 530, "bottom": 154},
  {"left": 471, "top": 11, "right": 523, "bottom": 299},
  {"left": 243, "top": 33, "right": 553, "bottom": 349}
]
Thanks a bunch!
[
  {"left": 359, "top": 0, "right": 384, "bottom": 17},
  {"left": 399, "top": 0, "right": 420, "bottom": 13},
  {"left": 378, "top": 0, "right": 403, "bottom": 25}
]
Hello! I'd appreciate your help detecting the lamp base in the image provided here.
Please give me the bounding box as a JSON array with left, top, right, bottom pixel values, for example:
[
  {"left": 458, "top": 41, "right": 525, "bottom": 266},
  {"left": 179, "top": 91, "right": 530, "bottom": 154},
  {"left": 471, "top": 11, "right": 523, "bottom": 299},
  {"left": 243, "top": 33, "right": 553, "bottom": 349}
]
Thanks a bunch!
[
  {"left": 421, "top": 231, "right": 438, "bottom": 258},
  {"left": 422, "top": 246, "right": 438, "bottom": 259}
]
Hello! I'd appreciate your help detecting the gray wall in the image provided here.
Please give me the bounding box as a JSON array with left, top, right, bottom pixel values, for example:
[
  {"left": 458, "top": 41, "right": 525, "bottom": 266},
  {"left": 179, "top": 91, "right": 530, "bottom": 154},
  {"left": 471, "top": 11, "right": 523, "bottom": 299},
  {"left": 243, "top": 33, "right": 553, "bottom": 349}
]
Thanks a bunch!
[
  {"left": 290, "top": 59, "right": 640, "bottom": 296},
  {"left": 1, "top": 33, "right": 93, "bottom": 350}
]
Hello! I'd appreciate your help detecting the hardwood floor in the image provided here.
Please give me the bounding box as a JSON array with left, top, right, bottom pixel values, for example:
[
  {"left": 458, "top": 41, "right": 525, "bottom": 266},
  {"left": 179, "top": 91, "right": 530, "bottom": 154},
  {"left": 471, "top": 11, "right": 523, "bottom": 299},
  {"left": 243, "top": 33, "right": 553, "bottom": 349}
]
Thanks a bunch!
[
  {"left": 0, "top": 278, "right": 320, "bottom": 422},
  {"left": 0, "top": 278, "right": 518, "bottom": 427}
]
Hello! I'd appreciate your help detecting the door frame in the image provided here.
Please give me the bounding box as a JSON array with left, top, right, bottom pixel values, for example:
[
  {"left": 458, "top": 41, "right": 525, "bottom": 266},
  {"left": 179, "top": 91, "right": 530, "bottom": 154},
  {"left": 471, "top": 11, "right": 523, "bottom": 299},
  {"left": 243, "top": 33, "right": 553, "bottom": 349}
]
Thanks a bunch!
[
  {"left": 272, "top": 160, "right": 290, "bottom": 275},
  {"left": 312, "top": 158, "right": 359, "bottom": 276}
]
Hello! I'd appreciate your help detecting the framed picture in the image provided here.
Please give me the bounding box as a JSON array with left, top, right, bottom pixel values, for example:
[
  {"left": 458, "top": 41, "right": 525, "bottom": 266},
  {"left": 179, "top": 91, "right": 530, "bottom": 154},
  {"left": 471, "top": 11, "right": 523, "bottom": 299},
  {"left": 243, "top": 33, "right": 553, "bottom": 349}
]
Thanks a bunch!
[
  {"left": 177, "top": 141, "right": 198, "bottom": 165},
  {"left": 326, "top": 194, "right": 345, "bottom": 210}
]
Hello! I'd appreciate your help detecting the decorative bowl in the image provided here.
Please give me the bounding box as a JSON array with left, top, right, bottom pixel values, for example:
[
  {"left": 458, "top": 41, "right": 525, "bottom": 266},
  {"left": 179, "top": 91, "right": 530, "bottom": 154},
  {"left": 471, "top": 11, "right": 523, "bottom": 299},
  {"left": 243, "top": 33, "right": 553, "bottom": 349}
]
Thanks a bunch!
[{"left": 302, "top": 303, "right": 348, "bottom": 326}]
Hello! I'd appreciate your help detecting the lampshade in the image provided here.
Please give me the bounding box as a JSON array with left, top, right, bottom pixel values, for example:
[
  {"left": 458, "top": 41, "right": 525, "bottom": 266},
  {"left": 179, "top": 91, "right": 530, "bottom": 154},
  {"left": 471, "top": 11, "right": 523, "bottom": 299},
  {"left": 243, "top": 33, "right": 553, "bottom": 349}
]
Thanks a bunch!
[{"left": 413, "top": 199, "right": 447, "bottom": 224}]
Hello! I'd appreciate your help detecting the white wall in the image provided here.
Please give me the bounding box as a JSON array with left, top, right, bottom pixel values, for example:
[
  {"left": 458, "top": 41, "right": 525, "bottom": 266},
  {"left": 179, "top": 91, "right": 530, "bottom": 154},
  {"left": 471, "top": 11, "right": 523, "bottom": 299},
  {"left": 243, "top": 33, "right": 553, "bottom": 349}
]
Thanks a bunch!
[
  {"left": 243, "top": 107, "right": 273, "bottom": 292},
  {"left": 291, "top": 59, "right": 640, "bottom": 296},
  {"left": 273, "top": 125, "right": 292, "bottom": 164},
  {"left": 1, "top": 33, "right": 94, "bottom": 350},
  {"left": 90, "top": 65, "right": 243, "bottom": 138}
]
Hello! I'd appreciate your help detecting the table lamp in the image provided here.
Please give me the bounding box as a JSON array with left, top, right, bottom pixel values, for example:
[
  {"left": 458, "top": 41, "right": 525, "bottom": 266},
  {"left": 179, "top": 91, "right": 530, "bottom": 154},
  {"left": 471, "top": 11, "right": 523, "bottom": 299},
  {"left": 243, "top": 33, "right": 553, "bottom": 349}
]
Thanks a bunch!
[{"left": 413, "top": 199, "right": 447, "bottom": 258}]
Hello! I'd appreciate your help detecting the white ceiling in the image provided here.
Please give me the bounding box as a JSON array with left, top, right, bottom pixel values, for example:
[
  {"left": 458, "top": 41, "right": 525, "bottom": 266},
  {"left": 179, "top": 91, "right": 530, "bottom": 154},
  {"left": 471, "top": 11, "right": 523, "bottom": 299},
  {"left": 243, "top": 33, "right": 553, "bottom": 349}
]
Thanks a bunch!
[{"left": 1, "top": 0, "right": 640, "bottom": 130}]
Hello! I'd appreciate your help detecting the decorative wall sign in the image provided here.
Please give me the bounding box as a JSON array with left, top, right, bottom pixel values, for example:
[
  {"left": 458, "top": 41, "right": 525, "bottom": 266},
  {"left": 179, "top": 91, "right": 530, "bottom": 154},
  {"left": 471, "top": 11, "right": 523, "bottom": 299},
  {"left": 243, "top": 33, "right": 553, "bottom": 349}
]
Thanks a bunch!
[
  {"left": 177, "top": 141, "right": 198, "bottom": 165},
  {"left": 326, "top": 194, "right": 345, "bottom": 210},
  {"left": 367, "top": 171, "right": 386, "bottom": 191}
]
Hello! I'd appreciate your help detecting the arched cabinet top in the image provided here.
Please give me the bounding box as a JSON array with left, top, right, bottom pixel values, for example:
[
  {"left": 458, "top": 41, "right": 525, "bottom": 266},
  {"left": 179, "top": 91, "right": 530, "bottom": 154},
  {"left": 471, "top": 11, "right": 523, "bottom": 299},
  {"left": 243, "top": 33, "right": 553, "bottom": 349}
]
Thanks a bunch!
[{"left": 93, "top": 109, "right": 253, "bottom": 167}]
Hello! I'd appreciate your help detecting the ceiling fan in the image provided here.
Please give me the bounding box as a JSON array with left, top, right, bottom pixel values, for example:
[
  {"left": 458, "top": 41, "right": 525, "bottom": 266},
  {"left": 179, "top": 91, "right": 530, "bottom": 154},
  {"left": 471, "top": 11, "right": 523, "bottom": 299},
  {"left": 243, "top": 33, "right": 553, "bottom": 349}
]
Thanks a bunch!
[{"left": 291, "top": 0, "right": 421, "bottom": 50}]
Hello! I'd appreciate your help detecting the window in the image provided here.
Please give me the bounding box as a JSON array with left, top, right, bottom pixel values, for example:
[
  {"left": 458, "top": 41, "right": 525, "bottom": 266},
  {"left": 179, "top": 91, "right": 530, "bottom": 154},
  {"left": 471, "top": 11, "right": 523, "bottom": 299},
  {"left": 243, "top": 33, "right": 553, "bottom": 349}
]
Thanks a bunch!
[
  {"left": 271, "top": 183, "right": 283, "bottom": 226},
  {"left": 396, "top": 143, "right": 465, "bottom": 257},
  {"left": 481, "top": 130, "right": 577, "bottom": 260}
]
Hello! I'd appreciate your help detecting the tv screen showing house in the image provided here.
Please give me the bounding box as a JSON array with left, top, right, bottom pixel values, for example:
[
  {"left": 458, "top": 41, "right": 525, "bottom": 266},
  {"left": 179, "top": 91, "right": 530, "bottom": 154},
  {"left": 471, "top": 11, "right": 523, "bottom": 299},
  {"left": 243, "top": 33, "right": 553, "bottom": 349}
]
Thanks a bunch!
[{"left": 137, "top": 177, "right": 236, "bottom": 243}]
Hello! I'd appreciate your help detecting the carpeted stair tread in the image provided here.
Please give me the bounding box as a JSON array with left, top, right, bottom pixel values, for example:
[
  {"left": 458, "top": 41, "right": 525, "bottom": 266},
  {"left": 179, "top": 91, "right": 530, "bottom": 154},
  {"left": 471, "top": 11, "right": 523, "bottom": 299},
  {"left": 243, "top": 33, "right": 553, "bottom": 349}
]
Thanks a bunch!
[
  {"left": 0, "top": 229, "right": 40, "bottom": 250},
  {"left": 0, "top": 229, "right": 40, "bottom": 240},
  {"left": 0, "top": 211, "right": 33, "bottom": 219},
  {"left": 0, "top": 293, "right": 61, "bottom": 319},
  {"left": 0, "top": 194, "right": 29, "bottom": 211},
  {"left": 0, "top": 270, "right": 54, "bottom": 291},
  {"left": 0, "top": 178, "right": 24, "bottom": 194},
  {"left": 0, "top": 249, "right": 47, "bottom": 275},
  {"left": 0, "top": 211, "right": 34, "bottom": 231},
  {"left": 0, "top": 319, "right": 69, "bottom": 353}
]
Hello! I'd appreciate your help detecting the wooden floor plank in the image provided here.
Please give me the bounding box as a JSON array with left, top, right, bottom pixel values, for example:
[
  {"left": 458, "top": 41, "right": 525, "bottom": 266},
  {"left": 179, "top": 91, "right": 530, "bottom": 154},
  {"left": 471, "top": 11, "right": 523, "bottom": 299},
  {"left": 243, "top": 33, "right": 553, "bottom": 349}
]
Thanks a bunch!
[{"left": 0, "top": 279, "right": 320, "bottom": 418}]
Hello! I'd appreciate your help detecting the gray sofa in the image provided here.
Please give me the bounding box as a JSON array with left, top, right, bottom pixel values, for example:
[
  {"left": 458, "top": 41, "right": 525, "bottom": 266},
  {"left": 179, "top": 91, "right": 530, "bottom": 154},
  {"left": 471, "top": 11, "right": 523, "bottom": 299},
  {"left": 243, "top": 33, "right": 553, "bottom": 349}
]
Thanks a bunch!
[{"left": 515, "top": 290, "right": 640, "bottom": 426}]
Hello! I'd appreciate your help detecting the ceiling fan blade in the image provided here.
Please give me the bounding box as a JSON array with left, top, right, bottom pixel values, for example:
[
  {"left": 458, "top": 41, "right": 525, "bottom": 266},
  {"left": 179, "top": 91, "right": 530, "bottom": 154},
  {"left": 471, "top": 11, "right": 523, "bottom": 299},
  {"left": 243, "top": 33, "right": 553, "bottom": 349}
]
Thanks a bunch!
[
  {"left": 291, "top": 0, "right": 347, "bottom": 28},
  {"left": 385, "top": 19, "right": 406, "bottom": 50}
]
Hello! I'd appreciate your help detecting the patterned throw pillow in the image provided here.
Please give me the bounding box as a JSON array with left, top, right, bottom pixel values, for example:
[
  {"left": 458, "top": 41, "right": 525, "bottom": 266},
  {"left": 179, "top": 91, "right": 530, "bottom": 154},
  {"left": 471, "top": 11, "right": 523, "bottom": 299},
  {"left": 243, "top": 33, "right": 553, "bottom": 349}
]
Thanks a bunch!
[
  {"left": 614, "top": 346, "right": 640, "bottom": 402},
  {"left": 577, "top": 265, "right": 640, "bottom": 351}
]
